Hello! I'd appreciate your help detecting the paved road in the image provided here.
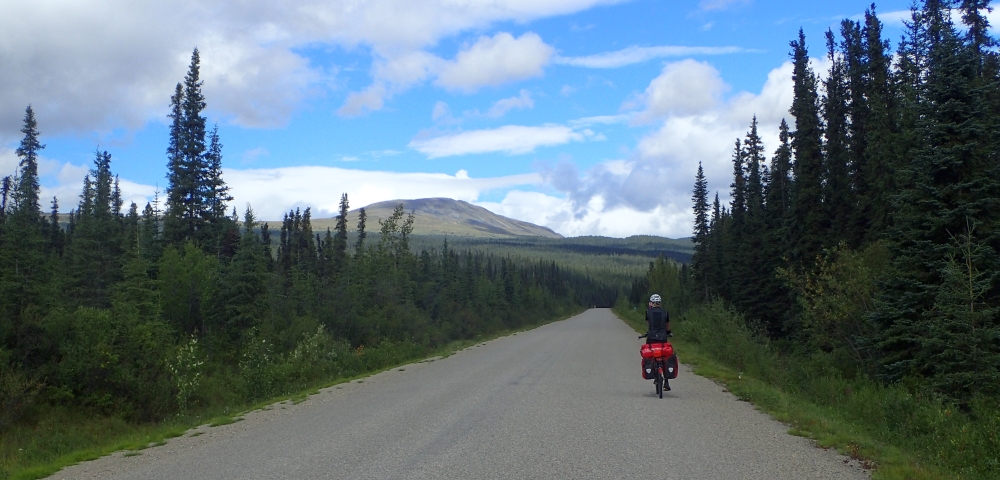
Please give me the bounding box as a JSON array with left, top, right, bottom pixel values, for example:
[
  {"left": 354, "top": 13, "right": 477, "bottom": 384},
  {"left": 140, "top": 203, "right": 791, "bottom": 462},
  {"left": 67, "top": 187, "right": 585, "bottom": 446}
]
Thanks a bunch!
[{"left": 52, "top": 309, "right": 868, "bottom": 479}]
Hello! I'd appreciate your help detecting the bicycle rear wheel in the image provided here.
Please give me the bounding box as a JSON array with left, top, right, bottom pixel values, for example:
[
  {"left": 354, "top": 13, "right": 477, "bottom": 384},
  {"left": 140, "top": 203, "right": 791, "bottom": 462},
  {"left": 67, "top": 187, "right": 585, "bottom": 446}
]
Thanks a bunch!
[{"left": 657, "top": 362, "right": 665, "bottom": 398}]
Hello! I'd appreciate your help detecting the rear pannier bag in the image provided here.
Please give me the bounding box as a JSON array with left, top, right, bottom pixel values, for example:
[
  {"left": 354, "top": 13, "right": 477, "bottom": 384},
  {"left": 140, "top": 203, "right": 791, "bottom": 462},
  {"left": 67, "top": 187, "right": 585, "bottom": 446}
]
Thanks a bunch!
[
  {"left": 641, "top": 359, "right": 655, "bottom": 379},
  {"left": 664, "top": 354, "right": 679, "bottom": 379}
]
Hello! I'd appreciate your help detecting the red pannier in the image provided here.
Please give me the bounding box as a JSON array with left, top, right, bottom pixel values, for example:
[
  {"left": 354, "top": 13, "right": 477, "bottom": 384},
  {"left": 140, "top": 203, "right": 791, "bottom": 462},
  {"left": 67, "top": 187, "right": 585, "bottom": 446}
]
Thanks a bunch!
[
  {"left": 640, "top": 342, "right": 679, "bottom": 380},
  {"left": 640, "top": 342, "right": 674, "bottom": 359}
]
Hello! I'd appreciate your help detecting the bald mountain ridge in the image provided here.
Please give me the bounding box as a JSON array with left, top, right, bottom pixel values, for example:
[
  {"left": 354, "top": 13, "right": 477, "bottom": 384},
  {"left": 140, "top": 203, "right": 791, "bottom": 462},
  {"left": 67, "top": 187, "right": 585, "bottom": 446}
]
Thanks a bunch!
[{"left": 310, "top": 197, "right": 562, "bottom": 239}]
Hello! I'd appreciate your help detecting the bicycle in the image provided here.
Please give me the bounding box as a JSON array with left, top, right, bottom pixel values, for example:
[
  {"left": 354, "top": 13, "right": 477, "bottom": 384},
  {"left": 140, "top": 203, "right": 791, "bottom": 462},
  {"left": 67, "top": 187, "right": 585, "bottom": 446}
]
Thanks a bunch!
[{"left": 639, "top": 333, "right": 678, "bottom": 398}]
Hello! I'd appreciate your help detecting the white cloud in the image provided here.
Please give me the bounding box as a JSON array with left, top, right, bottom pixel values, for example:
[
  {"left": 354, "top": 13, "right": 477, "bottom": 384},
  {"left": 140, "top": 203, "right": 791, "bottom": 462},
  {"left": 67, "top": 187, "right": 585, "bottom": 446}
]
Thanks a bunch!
[
  {"left": 568, "top": 114, "right": 632, "bottom": 127},
  {"left": 338, "top": 84, "right": 388, "bottom": 117},
  {"left": 409, "top": 124, "right": 593, "bottom": 158},
  {"left": 0, "top": 148, "right": 17, "bottom": 178},
  {"left": 537, "top": 58, "right": 817, "bottom": 230},
  {"left": 631, "top": 59, "right": 727, "bottom": 122},
  {"left": 432, "top": 101, "right": 451, "bottom": 121},
  {"left": 700, "top": 0, "right": 750, "bottom": 11},
  {"left": 477, "top": 190, "right": 691, "bottom": 238},
  {"left": 554, "top": 45, "right": 747, "bottom": 69},
  {"left": 1, "top": 0, "right": 622, "bottom": 136},
  {"left": 627, "top": 59, "right": 812, "bottom": 211},
  {"left": 223, "top": 166, "right": 542, "bottom": 220},
  {"left": 867, "top": 10, "right": 913, "bottom": 26},
  {"left": 486, "top": 90, "right": 535, "bottom": 118},
  {"left": 240, "top": 147, "right": 270, "bottom": 165},
  {"left": 436, "top": 33, "right": 554, "bottom": 92}
]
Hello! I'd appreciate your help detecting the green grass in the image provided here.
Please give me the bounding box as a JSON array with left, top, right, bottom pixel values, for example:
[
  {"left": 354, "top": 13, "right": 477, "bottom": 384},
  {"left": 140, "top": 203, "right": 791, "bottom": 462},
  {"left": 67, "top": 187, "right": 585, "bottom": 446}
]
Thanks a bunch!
[
  {"left": 614, "top": 303, "right": 1000, "bottom": 480},
  {"left": 206, "top": 416, "right": 243, "bottom": 427},
  {"left": 1, "top": 307, "right": 585, "bottom": 480}
]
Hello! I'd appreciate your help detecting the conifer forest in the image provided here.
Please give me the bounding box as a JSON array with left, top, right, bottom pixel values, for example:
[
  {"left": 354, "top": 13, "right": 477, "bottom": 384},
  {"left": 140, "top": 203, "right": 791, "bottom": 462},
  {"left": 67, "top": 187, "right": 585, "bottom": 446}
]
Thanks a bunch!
[
  {"left": 0, "top": 49, "right": 616, "bottom": 426},
  {"left": 688, "top": 0, "right": 1000, "bottom": 408}
]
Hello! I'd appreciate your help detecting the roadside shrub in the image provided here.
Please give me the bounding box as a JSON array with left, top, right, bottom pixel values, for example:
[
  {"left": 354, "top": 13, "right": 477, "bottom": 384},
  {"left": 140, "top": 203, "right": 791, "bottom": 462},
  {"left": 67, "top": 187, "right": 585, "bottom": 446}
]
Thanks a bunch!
[
  {"left": 167, "top": 335, "right": 204, "bottom": 414},
  {"left": 54, "top": 307, "right": 173, "bottom": 420},
  {"left": 0, "top": 349, "right": 43, "bottom": 429}
]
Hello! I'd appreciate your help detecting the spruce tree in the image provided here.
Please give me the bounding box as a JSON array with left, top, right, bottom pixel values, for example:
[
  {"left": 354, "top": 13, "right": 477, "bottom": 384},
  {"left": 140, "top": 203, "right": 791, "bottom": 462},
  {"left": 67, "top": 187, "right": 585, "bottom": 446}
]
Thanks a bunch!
[
  {"left": 876, "top": 1, "right": 1000, "bottom": 397},
  {"left": 788, "top": 29, "right": 827, "bottom": 265},
  {"left": 164, "top": 49, "right": 230, "bottom": 251},
  {"left": 13, "top": 106, "right": 43, "bottom": 217},
  {"left": 47, "top": 196, "right": 63, "bottom": 256},
  {"left": 333, "top": 193, "right": 350, "bottom": 275},
  {"left": 760, "top": 119, "right": 796, "bottom": 334},
  {"left": 65, "top": 150, "right": 125, "bottom": 308},
  {"left": 355, "top": 207, "right": 367, "bottom": 253},
  {"left": 860, "top": 6, "right": 898, "bottom": 240},
  {"left": 740, "top": 117, "right": 772, "bottom": 322},
  {"left": 823, "top": 29, "right": 854, "bottom": 244},
  {"left": 765, "top": 119, "right": 794, "bottom": 226},
  {"left": 0, "top": 106, "right": 48, "bottom": 347},
  {"left": 691, "top": 163, "right": 710, "bottom": 299},
  {"left": 743, "top": 116, "right": 766, "bottom": 221}
]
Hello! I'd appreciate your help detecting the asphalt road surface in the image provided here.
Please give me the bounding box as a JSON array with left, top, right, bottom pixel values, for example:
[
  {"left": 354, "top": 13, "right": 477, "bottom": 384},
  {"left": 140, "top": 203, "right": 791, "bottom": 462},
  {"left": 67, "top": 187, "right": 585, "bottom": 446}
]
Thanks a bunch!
[{"left": 52, "top": 309, "right": 869, "bottom": 479}]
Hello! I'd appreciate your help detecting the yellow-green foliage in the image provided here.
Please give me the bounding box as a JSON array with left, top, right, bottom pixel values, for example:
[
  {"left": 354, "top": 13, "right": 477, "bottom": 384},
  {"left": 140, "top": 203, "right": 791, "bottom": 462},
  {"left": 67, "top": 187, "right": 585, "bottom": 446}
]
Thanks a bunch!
[{"left": 779, "top": 242, "right": 889, "bottom": 372}]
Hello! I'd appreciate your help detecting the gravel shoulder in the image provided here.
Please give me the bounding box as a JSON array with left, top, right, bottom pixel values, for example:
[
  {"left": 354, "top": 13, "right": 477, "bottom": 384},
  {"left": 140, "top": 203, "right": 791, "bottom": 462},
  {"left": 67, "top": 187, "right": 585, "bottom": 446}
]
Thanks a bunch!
[{"left": 50, "top": 309, "right": 869, "bottom": 479}]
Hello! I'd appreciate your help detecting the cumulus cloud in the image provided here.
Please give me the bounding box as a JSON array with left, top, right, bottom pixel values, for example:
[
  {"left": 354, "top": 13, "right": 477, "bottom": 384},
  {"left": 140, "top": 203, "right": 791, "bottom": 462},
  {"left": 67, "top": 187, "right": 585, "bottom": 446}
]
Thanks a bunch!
[
  {"left": 631, "top": 59, "right": 727, "bottom": 122},
  {"left": 409, "top": 124, "right": 594, "bottom": 158},
  {"left": 0, "top": 0, "right": 333, "bottom": 137},
  {"left": 223, "top": 166, "right": 542, "bottom": 220},
  {"left": 554, "top": 45, "right": 747, "bottom": 69},
  {"left": 436, "top": 33, "right": 554, "bottom": 92},
  {"left": 537, "top": 57, "right": 819, "bottom": 231},
  {"left": 1, "top": 0, "right": 620, "bottom": 136},
  {"left": 477, "top": 190, "right": 692, "bottom": 238},
  {"left": 340, "top": 33, "right": 553, "bottom": 116}
]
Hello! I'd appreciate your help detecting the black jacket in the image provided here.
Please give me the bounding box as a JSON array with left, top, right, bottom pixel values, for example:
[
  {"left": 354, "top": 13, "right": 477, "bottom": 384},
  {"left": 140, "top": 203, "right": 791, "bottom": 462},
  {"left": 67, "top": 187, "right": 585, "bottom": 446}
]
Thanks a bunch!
[{"left": 645, "top": 306, "right": 670, "bottom": 342}]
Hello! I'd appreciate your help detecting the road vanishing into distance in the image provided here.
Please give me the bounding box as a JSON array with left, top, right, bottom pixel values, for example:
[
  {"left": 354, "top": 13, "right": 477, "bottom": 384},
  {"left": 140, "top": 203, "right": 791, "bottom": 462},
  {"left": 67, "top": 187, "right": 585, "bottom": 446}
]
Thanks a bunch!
[{"left": 52, "top": 309, "right": 869, "bottom": 479}]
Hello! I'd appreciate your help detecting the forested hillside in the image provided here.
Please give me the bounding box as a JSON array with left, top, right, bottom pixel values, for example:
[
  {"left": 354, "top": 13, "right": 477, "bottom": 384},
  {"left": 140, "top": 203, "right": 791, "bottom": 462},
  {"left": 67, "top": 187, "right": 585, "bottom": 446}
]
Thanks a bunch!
[{"left": 0, "top": 48, "right": 616, "bottom": 445}]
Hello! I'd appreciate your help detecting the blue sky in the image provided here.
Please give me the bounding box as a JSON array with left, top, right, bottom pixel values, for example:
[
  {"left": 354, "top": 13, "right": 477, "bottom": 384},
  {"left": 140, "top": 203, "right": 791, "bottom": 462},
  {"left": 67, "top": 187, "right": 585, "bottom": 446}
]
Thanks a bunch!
[{"left": 1, "top": 0, "right": 929, "bottom": 237}]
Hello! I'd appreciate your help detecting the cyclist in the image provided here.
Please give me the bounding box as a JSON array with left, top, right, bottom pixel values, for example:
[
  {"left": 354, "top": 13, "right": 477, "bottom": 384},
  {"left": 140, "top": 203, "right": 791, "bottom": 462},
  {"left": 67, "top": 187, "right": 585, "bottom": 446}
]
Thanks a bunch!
[
  {"left": 644, "top": 293, "right": 674, "bottom": 392},
  {"left": 644, "top": 294, "right": 671, "bottom": 344}
]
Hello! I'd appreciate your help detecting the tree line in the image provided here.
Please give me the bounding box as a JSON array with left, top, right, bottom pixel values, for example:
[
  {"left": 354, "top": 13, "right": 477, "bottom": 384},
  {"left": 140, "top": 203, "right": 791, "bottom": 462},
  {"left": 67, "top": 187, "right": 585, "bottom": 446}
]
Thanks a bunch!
[
  {"left": 0, "top": 50, "right": 616, "bottom": 425},
  {"left": 689, "top": 0, "right": 1000, "bottom": 406}
]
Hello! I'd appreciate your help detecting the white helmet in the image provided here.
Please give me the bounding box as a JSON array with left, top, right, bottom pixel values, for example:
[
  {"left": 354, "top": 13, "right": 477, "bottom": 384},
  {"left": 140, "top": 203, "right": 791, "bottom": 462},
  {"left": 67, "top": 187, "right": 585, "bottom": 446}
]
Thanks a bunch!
[{"left": 649, "top": 294, "right": 662, "bottom": 304}]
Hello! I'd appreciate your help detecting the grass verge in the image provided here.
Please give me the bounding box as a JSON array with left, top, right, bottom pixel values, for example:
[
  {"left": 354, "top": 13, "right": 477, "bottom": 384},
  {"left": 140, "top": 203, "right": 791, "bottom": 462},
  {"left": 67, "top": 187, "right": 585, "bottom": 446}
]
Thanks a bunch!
[
  {"left": 614, "top": 302, "right": 999, "bottom": 480},
  {"left": 1, "top": 307, "right": 586, "bottom": 480}
]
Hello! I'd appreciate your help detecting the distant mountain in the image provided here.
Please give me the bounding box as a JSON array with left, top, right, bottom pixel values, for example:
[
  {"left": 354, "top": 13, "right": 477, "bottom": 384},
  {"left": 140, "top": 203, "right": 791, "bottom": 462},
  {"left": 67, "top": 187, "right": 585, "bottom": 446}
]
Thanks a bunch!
[{"left": 309, "top": 197, "right": 563, "bottom": 239}]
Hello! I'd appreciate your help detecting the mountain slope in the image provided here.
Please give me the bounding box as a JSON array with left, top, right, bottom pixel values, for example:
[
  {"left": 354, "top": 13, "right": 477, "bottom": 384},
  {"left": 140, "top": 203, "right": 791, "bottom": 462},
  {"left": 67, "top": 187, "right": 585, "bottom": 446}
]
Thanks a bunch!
[{"left": 309, "top": 198, "right": 562, "bottom": 239}]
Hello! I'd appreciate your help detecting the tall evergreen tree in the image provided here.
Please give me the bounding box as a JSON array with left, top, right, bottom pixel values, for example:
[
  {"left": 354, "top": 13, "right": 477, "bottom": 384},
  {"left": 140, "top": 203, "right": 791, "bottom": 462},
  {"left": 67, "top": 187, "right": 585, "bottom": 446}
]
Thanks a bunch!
[
  {"left": 823, "top": 29, "right": 855, "bottom": 244},
  {"left": 163, "top": 49, "right": 229, "bottom": 250},
  {"left": 876, "top": 0, "right": 1000, "bottom": 395},
  {"left": 765, "top": 119, "right": 794, "bottom": 229},
  {"left": 333, "top": 193, "right": 350, "bottom": 275},
  {"left": 0, "top": 106, "right": 48, "bottom": 358},
  {"left": 355, "top": 207, "right": 367, "bottom": 253},
  {"left": 65, "top": 150, "right": 125, "bottom": 308},
  {"left": 13, "top": 106, "right": 43, "bottom": 217},
  {"left": 859, "top": 6, "right": 899, "bottom": 240},
  {"left": 788, "top": 29, "right": 827, "bottom": 264},
  {"left": 691, "top": 163, "right": 710, "bottom": 299}
]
